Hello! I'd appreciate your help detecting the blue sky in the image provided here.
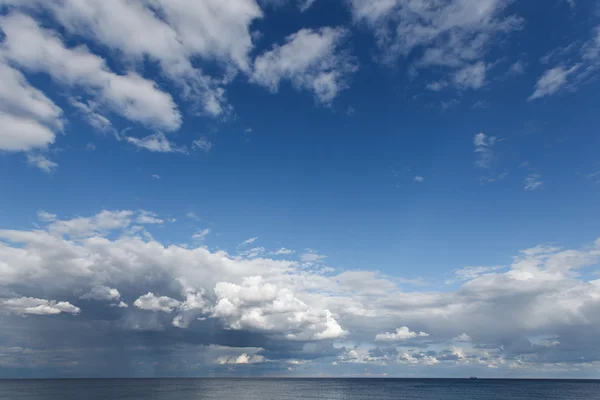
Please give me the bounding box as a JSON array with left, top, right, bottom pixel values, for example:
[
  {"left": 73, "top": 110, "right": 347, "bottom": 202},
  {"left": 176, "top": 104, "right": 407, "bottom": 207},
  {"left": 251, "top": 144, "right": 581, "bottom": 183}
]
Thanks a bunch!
[{"left": 1, "top": 0, "right": 600, "bottom": 378}]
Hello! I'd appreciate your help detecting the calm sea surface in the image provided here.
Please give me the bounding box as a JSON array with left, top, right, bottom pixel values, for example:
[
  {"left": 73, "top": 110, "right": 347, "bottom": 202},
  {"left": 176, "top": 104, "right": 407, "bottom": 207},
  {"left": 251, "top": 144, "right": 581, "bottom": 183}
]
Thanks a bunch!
[{"left": 0, "top": 378, "right": 599, "bottom": 399}]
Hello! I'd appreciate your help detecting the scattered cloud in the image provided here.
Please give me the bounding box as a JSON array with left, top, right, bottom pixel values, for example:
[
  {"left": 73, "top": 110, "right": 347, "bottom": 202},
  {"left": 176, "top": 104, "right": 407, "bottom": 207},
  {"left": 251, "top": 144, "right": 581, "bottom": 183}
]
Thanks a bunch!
[
  {"left": 375, "top": 326, "right": 430, "bottom": 342},
  {"left": 136, "top": 210, "right": 164, "bottom": 225},
  {"left": 452, "top": 62, "right": 487, "bottom": 89},
  {"left": 414, "top": 175, "right": 425, "bottom": 183},
  {"left": 80, "top": 286, "right": 121, "bottom": 302},
  {"left": 0, "top": 297, "right": 80, "bottom": 316},
  {"left": 252, "top": 27, "right": 357, "bottom": 104},
  {"left": 192, "top": 137, "right": 212, "bottom": 152},
  {"left": 529, "top": 66, "right": 579, "bottom": 101},
  {"left": 216, "top": 353, "right": 265, "bottom": 365},
  {"left": 300, "top": 251, "right": 327, "bottom": 263},
  {"left": 26, "top": 154, "right": 58, "bottom": 173},
  {"left": 474, "top": 133, "right": 497, "bottom": 168},
  {"left": 524, "top": 173, "right": 543, "bottom": 191},
  {"left": 192, "top": 228, "right": 211, "bottom": 241},
  {"left": 134, "top": 293, "right": 181, "bottom": 313},
  {"left": 453, "top": 333, "right": 473, "bottom": 342},
  {"left": 152, "top": 174, "right": 161, "bottom": 180},
  {"left": 508, "top": 60, "right": 525, "bottom": 75},
  {"left": 240, "top": 237, "right": 259, "bottom": 246},
  {"left": 273, "top": 248, "right": 295, "bottom": 255},
  {"left": 126, "top": 133, "right": 186, "bottom": 153}
]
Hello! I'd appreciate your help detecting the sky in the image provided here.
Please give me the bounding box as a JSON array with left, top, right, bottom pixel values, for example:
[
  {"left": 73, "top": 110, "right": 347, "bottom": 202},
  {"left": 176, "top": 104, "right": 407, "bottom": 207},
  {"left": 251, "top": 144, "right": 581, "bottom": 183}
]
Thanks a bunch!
[{"left": 0, "top": 0, "right": 600, "bottom": 379}]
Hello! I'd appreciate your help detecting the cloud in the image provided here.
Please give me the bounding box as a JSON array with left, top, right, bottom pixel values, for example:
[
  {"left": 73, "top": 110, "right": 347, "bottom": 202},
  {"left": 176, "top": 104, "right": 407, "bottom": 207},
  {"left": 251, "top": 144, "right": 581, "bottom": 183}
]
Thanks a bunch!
[
  {"left": 213, "top": 276, "right": 346, "bottom": 340},
  {"left": 192, "top": 137, "right": 212, "bottom": 152},
  {"left": 528, "top": 66, "right": 579, "bottom": 100},
  {"left": 240, "top": 237, "right": 259, "bottom": 246},
  {"left": 80, "top": 286, "right": 121, "bottom": 302},
  {"left": 524, "top": 173, "right": 543, "bottom": 191},
  {"left": 68, "top": 98, "right": 114, "bottom": 135},
  {"left": 4, "top": 0, "right": 263, "bottom": 117},
  {"left": 452, "top": 266, "right": 504, "bottom": 281},
  {"left": 273, "top": 248, "right": 295, "bottom": 255},
  {"left": 453, "top": 333, "right": 473, "bottom": 342},
  {"left": 375, "top": 326, "right": 430, "bottom": 342},
  {"left": 192, "top": 228, "right": 211, "bottom": 241},
  {"left": 2, "top": 209, "right": 600, "bottom": 375},
  {"left": 508, "top": 60, "right": 525, "bottom": 75},
  {"left": 134, "top": 293, "right": 181, "bottom": 313},
  {"left": 414, "top": 175, "right": 425, "bottom": 183},
  {"left": 40, "top": 210, "right": 133, "bottom": 238},
  {"left": 452, "top": 62, "right": 487, "bottom": 89},
  {"left": 126, "top": 133, "right": 186, "bottom": 153},
  {"left": 26, "top": 153, "right": 58, "bottom": 173},
  {"left": 0, "top": 62, "right": 63, "bottom": 152},
  {"left": 152, "top": 174, "right": 161, "bottom": 180},
  {"left": 0, "top": 12, "right": 182, "bottom": 131},
  {"left": 474, "top": 132, "right": 497, "bottom": 168},
  {"left": 299, "top": 252, "right": 327, "bottom": 263},
  {"left": 37, "top": 210, "right": 57, "bottom": 222},
  {"left": 216, "top": 353, "right": 265, "bottom": 365},
  {"left": 0, "top": 297, "right": 80, "bottom": 315},
  {"left": 252, "top": 27, "right": 356, "bottom": 104},
  {"left": 136, "top": 210, "right": 164, "bottom": 225},
  {"left": 349, "top": 0, "right": 522, "bottom": 84}
]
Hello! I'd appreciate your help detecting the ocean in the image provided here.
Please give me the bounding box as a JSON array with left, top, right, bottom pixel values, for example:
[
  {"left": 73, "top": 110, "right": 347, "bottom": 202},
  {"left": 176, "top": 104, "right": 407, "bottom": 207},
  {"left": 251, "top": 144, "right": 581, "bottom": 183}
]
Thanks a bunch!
[{"left": 0, "top": 378, "right": 599, "bottom": 399}]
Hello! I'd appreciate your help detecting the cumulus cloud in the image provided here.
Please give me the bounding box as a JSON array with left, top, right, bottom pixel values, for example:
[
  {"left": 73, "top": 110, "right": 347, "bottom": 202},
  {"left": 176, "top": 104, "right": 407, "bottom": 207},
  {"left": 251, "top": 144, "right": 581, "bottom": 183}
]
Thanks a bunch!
[
  {"left": 134, "top": 293, "right": 181, "bottom": 313},
  {"left": 0, "top": 62, "right": 63, "bottom": 152},
  {"left": 0, "top": 297, "right": 80, "bottom": 315},
  {"left": 80, "top": 286, "right": 121, "bottom": 302},
  {"left": 252, "top": 27, "right": 356, "bottom": 104},
  {"left": 0, "top": 12, "right": 182, "bottom": 131},
  {"left": 1, "top": 210, "right": 600, "bottom": 375},
  {"left": 375, "top": 326, "right": 430, "bottom": 342}
]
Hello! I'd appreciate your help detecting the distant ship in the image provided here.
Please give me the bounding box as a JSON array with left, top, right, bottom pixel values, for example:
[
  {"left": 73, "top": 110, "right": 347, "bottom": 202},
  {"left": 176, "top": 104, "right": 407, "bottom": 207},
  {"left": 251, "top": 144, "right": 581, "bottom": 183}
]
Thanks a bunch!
[{"left": 469, "top": 377, "right": 478, "bottom": 380}]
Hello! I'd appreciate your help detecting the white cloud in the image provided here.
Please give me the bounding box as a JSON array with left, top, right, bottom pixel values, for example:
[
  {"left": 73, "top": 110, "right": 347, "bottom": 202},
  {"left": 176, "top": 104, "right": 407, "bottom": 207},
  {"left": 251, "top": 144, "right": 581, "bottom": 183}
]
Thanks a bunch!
[
  {"left": 240, "top": 237, "right": 259, "bottom": 246},
  {"left": 453, "top": 333, "right": 473, "bottom": 342},
  {"left": 273, "top": 248, "right": 295, "bottom": 255},
  {"left": 213, "top": 276, "right": 346, "bottom": 340},
  {"left": 69, "top": 98, "right": 114, "bottom": 135},
  {"left": 186, "top": 212, "right": 200, "bottom": 220},
  {"left": 126, "top": 133, "right": 186, "bottom": 153},
  {"left": 216, "top": 353, "right": 265, "bottom": 365},
  {"left": 0, "top": 297, "right": 80, "bottom": 315},
  {"left": 524, "top": 173, "right": 543, "bottom": 191},
  {"left": 152, "top": 174, "right": 161, "bottom": 180},
  {"left": 375, "top": 326, "right": 430, "bottom": 342},
  {"left": 252, "top": 27, "right": 356, "bottom": 104},
  {"left": 474, "top": 132, "right": 497, "bottom": 168},
  {"left": 192, "top": 137, "right": 212, "bottom": 152},
  {"left": 452, "top": 62, "right": 487, "bottom": 89},
  {"left": 0, "top": 12, "right": 182, "bottom": 131},
  {"left": 37, "top": 210, "right": 57, "bottom": 222},
  {"left": 508, "top": 60, "right": 525, "bottom": 75},
  {"left": 349, "top": 0, "right": 522, "bottom": 81},
  {"left": 238, "top": 247, "right": 266, "bottom": 259},
  {"left": 414, "top": 175, "right": 425, "bottom": 183},
  {"left": 192, "top": 228, "right": 211, "bottom": 241},
  {"left": 26, "top": 153, "right": 58, "bottom": 173},
  {"left": 134, "top": 293, "right": 181, "bottom": 313},
  {"left": 0, "top": 62, "right": 63, "bottom": 152},
  {"left": 453, "top": 266, "right": 504, "bottom": 281},
  {"left": 5, "top": 0, "right": 263, "bottom": 117},
  {"left": 2, "top": 209, "right": 600, "bottom": 369},
  {"left": 80, "top": 286, "right": 121, "bottom": 302},
  {"left": 426, "top": 80, "right": 448, "bottom": 91},
  {"left": 42, "top": 209, "right": 133, "bottom": 238},
  {"left": 528, "top": 66, "right": 579, "bottom": 101},
  {"left": 136, "top": 210, "right": 164, "bottom": 225}
]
